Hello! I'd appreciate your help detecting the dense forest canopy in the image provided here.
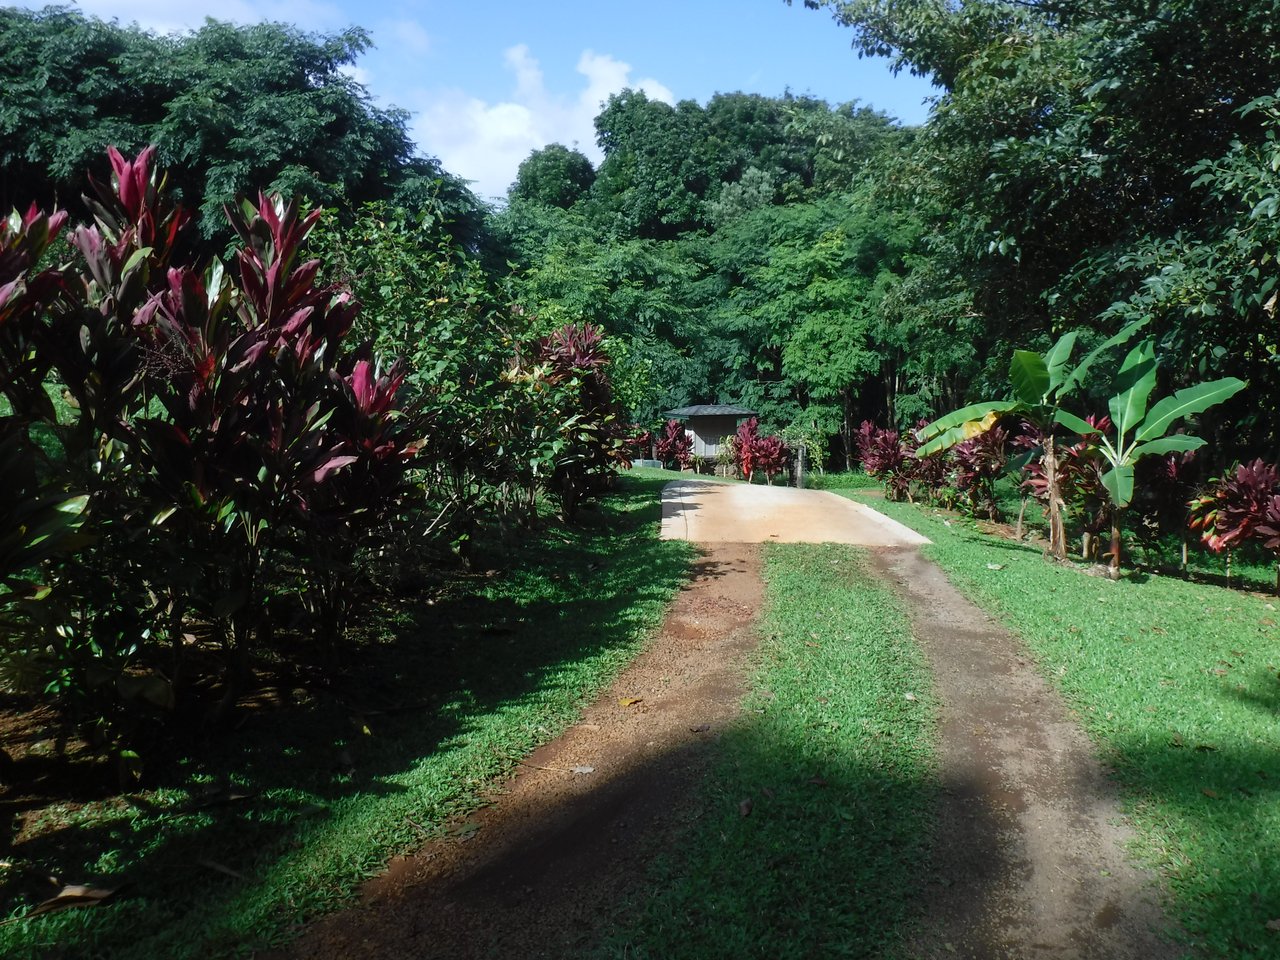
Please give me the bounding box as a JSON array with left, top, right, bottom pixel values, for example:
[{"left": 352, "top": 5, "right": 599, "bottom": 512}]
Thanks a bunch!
[
  {"left": 495, "top": 0, "right": 1280, "bottom": 467},
  {"left": 2, "top": 0, "right": 1278, "bottom": 469},
  {"left": 0, "top": 5, "right": 484, "bottom": 241}
]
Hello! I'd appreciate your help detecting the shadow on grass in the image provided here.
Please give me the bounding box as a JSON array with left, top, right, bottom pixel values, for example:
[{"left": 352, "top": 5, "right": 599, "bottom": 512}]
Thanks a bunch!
[
  {"left": 1103, "top": 730, "right": 1280, "bottom": 956},
  {"left": 597, "top": 732, "right": 941, "bottom": 960},
  {"left": 0, "top": 474, "right": 694, "bottom": 960}
]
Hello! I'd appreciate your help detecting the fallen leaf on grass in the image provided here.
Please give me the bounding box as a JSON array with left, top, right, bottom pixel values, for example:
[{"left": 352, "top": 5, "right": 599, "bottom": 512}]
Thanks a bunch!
[
  {"left": 761, "top": 787, "right": 775, "bottom": 799},
  {"left": 804, "top": 641, "right": 820, "bottom": 648},
  {"left": 904, "top": 692, "right": 918, "bottom": 702},
  {"left": 24, "top": 884, "right": 124, "bottom": 919},
  {"left": 185, "top": 785, "right": 257, "bottom": 811},
  {"left": 197, "top": 859, "right": 245, "bottom": 881},
  {"left": 1266, "top": 918, "right": 1280, "bottom": 932},
  {"left": 739, "top": 798, "right": 753, "bottom": 817},
  {"left": 986, "top": 563, "right": 1005, "bottom": 571},
  {"left": 807, "top": 775, "right": 829, "bottom": 787},
  {"left": 1202, "top": 788, "right": 1220, "bottom": 799},
  {"left": 572, "top": 765, "right": 595, "bottom": 775},
  {"left": 618, "top": 697, "right": 643, "bottom": 708}
]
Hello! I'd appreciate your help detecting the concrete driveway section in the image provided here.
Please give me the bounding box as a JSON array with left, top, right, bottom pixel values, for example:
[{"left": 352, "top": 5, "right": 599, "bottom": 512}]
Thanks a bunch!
[{"left": 660, "top": 480, "right": 931, "bottom": 546}]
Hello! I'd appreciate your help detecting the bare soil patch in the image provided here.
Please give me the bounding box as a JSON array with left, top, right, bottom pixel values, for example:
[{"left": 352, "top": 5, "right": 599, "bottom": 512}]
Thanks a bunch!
[
  {"left": 274, "top": 543, "right": 764, "bottom": 960},
  {"left": 661, "top": 479, "right": 929, "bottom": 545},
  {"left": 871, "top": 546, "right": 1180, "bottom": 960}
]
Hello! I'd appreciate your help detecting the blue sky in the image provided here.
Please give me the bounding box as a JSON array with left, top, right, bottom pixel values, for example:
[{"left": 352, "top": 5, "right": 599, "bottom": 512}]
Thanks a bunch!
[{"left": 20, "top": 1, "right": 936, "bottom": 201}]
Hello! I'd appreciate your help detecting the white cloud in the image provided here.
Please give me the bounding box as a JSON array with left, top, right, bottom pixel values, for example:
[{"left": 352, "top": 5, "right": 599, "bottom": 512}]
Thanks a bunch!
[
  {"left": 65, "top": 0, "right": 346, "bottom": 34},
  {"left": 388, "top": 19, "right": 431, "bottom": 56},
  {"left": 339, "top": 62, "right": 372, "bottom": 87},
  {"left": 409, "top": 45, "right": 675, "bottom": 203}
]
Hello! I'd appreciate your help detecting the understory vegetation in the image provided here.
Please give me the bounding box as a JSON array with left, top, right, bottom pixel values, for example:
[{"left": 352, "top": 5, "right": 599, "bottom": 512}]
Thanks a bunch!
[{"left": 0, "top": 474, "right": 690, "bottom": 958}]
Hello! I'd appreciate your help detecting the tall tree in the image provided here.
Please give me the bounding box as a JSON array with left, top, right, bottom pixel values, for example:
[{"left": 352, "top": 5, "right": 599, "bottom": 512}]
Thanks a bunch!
[
  {"left": 509, "top": 143, "right": 596, "bottom": 209},
  {"left": 0, "top": 7, "right": 481, "bottom": 240}
]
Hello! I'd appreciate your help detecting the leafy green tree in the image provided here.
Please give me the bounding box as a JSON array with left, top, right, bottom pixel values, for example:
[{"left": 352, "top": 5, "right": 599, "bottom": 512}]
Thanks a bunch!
[
  {"left": 0, "top": 8, "right": 481, "bottom": 241},
  {"left": 510, "top": 143, "right": 596, "bottom": 208},
  {"left": 794, "top": 0, "right": 1280, "bottom": 451}
]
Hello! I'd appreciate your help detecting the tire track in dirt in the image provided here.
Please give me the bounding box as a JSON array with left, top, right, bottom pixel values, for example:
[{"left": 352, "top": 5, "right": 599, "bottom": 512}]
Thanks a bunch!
[
  {"left": 871, "top": 546, "right": 1181, "bottom": 960},
  {"left": 273, "top": 543, "right": 763, "bottom": 960},
  {"left": 274, "top": 480, "right": 1184, "bottom": 960}
]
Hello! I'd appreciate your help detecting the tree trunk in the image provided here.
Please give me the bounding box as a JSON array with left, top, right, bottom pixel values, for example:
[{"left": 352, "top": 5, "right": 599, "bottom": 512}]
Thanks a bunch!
[
  {"left": 1015, "top": 495, "right": 1028, "bottom": 540},
  {"left": 1108, "top": 507, "right": 1123, "bottom": 580},
  {"left": 840, "top": 388, "right": 854, "bottom": 472},
  {"left": 1043, "top": 436, "right": 1067, "bottom": 560}
]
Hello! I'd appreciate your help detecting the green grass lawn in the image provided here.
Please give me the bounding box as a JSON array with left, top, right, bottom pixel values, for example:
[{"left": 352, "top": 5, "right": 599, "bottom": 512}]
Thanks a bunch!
[
  {"left": 843, "top": 493, "right": 1280, "bottom": 958},
  {"left": 606, "top": 543, "right": 937, "bottom": 959},
  {"left": 0, "top": 474, "right": 693, "bottom": 960}
]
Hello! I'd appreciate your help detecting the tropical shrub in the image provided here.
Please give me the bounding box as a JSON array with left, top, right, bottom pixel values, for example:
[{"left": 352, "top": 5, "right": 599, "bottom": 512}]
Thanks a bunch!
[
  {"left": 736, "top": 418, "right": 760, "bottom": 481},
  {"left": 1020, "top": 416, "right": 1111, "bottom": 558},
  {"left": 753, "top": 433, "right": 790, "bottom": 484},
  {"left": 1189, "top": 459, "right": 1280, "bottom": 553},
  {"left": 656, "top": 417, "right": 693, "bottom": 469},
  {"left": 909, "top": 419, "right": 953, "bottom": 506},
  {"left": 526, "top": 322, "right": 627, "bottom": 518},
  {"left": 622, "top": 426, "right": 654, "bottom": 460},
  {"left": 0, "top": 147, "right": 417, "bottom": 752},
  {"left": 952, "top": 424, "right": 1009, "bottom": 521},
  {"left": 854, "top": 420, "right": 914, "bottom": 500}
]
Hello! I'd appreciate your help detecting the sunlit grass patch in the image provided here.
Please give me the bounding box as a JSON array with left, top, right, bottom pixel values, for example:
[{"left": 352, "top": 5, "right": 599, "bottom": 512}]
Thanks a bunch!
[
  {"left": 846, "top": 493, "right": 1280, "bottom": 957},
  {"left": 610, "top": 543, "right": 937, "bottom": 959}
]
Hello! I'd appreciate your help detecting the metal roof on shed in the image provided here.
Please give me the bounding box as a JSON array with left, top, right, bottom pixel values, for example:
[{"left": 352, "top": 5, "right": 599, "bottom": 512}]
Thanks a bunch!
[{"left": 663, "top": 405, "right": 756, "bottom": 418}]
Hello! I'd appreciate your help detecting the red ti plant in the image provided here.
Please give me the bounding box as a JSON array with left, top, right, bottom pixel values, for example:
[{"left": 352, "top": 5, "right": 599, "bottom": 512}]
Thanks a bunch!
[
  {"left": 0, "top": 147, "right": 417, "bottom": 747},
  {"left": 656, "top": 418, "right": 693, "bottom": 470},
  {"left": 736, "top": 417, "right": 761, "bottom": 481},
  {"left": 952, "top": 424, "right": 1009, "bottom": 521},
  {"left": 854, "top": 420, "right": 913, "bottom": 501},
  {"left": 1189, "top": 459, "right": 1280, "bottom": 590},
  {"left": 528, "top": 322, "right": 626, "bottom": 517},
  {"left": 753, "top": 433, "right": 790, "bottom": 484},
  {"left": 621, "top": 426, "right": 654, "bottom": 461},
  {"left": 128, "top": 191, "right": 390, "bottom": 662},
  {"left": 911, "top": 419, "right": 953, "bottom": 506}
]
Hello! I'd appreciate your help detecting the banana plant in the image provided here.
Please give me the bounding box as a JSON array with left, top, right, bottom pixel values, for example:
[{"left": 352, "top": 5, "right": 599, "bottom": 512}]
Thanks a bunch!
[
  {"left": 916, "top": 323, "right": 1144, "bottom": 559},
  {"left": 1092, "top": 339, "right": 1246, "bottom": 578}
]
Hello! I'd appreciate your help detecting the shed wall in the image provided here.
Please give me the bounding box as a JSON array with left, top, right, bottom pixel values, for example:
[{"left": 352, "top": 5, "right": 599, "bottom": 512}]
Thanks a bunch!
[{"left": 686, "top": 415, "right": 741, "bottom": 458}]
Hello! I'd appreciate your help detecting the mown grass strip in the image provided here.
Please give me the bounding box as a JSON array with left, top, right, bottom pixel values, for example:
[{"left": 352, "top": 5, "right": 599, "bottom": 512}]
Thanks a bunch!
[
  {"left": 1, "top": 474, "right": 693, "bottom": 960},
  {"left": 846, "top": 494, "right": 1280, "bottom": 958},
  {"left": 610, "top": 543, "right": 937, "bottom": 960}
]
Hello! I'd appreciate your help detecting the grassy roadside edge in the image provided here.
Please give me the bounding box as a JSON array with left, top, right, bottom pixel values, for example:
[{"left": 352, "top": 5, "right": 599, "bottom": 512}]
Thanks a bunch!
[
  {"left": 1, "top": 474, "right": 694, "bottom": 960},
  {"left": 842, "top": 492, "right": 1280, "bottom": 957}
]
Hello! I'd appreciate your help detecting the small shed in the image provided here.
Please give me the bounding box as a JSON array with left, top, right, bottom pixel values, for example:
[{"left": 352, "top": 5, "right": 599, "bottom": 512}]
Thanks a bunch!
[{"left": 664, "top": 404, "right": 757, "bottom": 460}]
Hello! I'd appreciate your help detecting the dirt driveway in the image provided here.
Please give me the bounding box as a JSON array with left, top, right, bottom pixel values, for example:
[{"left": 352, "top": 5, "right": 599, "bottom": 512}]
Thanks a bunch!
[
  {"left": 660, "top": 478, "right": 930, "bottom": 545},
  {"left": 279, "top": 483, "right": 1177, "bottom": 959}
]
